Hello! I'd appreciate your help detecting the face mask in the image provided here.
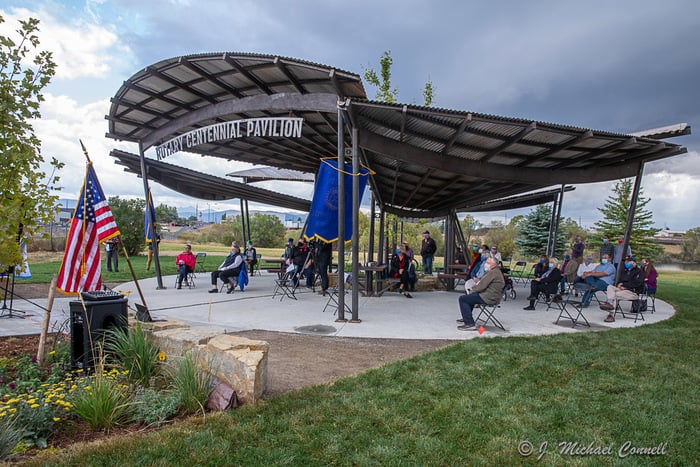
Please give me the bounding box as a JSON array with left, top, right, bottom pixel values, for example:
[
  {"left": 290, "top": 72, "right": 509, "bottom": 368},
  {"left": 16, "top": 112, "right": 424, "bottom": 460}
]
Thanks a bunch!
[
  {"left": 472, "top": 246, "right": 478, "bottom": 251},
  {"left": 641, "top": 262, "right": 647, "bottom": 268},
  {"left": 539, "top": 259, "right": 545, "bottom": 264},
  {"left": 478, "top": 249, "right": 483, "bottom": 254},
  {"left": 603, "top": 239, "right": 609, "bottom": 243},
  {"left": 564, "top": 255, "right": 570, "bottom": 260},
  {"left": 585, "top": 260, "right": 592, "bottom": 265},
  {"left": 395, "top": 249, "right": 401, "bottom": 255},
  {"left": 618, "top": 240, "right": 623, "bottom": 244},
  {"left": 601, "top": 258, "right": 608, "bottom": 264},
  {"left": 624, "top": 262, "right": 633, "bottom": 269},
  {"left": 483, "top": 264, "right": 491, "bottom": 271},
  {"left": 549, "top": 263, "right": 554, "bottom": 269}
]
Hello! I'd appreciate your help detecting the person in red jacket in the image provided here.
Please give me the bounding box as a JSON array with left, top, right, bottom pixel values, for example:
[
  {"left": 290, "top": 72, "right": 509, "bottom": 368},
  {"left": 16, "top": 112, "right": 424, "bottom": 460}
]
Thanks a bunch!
[{"left": 175, "top": 244, "right": 196, "bottom": 289}]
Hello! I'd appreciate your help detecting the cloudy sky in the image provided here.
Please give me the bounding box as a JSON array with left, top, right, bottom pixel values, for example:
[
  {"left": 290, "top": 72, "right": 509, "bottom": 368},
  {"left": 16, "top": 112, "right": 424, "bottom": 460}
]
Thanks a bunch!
[{"left": 2, "top": 0, "right": 699, "bottom": 230}]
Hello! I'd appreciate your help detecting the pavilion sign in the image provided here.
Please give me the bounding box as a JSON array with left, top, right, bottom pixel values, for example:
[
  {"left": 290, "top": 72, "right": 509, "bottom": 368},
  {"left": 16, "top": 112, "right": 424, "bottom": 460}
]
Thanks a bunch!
[{"left": 155, "top": 117, "right": 304, "bottom": 160}]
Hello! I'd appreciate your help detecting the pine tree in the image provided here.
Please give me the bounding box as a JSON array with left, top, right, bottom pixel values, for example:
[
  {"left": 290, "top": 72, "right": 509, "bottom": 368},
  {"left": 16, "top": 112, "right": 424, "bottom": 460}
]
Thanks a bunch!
[
  {"left": 592, "top": 179, "right": 661, "bottom": 260},
  {"left": 515, "top": 204, "right": 567, "bottom": 258}
]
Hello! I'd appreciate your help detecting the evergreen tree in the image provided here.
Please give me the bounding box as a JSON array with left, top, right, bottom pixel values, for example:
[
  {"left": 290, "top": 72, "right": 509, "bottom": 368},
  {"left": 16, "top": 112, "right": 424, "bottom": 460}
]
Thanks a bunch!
[
  {"left": 515, "top": 204, "right": 567, "bottom": 258},
  {"left": 592, "top": 179, "right": 661, "bottom": 260}
]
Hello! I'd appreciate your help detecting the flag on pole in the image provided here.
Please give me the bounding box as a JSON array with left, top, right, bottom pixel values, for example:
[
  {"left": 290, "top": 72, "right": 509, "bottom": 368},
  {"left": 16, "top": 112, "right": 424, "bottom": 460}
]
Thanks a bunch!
[
  {"left": 145, "top": 188, "right": 157, "bottom": 243},
  {"left": 57, "top": 163, "right": 120, "bottom": 294}
]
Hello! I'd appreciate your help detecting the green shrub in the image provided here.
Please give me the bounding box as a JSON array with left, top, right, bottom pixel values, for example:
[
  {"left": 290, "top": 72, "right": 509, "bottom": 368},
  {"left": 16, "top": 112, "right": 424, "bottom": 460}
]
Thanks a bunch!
[
  {"left": 130, "top": 387, "right": 180, "bottom": 427},
  {"left": 105, "top": 325, "right": 161, "bottom": 388},
  {"left": 168, "top": 352, "right": 213, "bottom": 416},
  {"left": 69, "top": 366, "right": 133, "bottom": 431}
]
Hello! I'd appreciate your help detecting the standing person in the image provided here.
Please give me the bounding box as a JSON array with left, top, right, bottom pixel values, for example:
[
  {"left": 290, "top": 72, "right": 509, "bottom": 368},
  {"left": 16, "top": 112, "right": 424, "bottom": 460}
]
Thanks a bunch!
[
  {"left": 390, "top": 245, "right": 413, "bottom": 298},
  {"left": 456, "top": 257, "right": 504, "bottom": 331},
  {"left": 208, "top": 246, "right": 243, "bottom": 294},
  {"left": 314, "top": 240, "right": 333, "bottom": 295},
  {"left": 175, "top": 244, "right": 196, "bottom": 289},
  {"left": 244, "top": 240, "right": 257, "bottom": 275},
  {"left": 640, "top": 258, "right": 657, "bottom": 295},
  {"left": 613, "top": 236, "right": 632, "bottom": 270},
  {"left": 146, "top": 229, "right": 161, "bottom": 271},
  {"left": 599, "top": 234, "right": 614, "bottom": 263},
  {"left": 291, "top": 238, "right": 313, "bottom": 288},
  {"left": 489, "top": 245, "right": 502, "bottom": 263},
  {"left": 572, "top": 235, "right": 585, "bottom": 264},
  {"left": 105, "top": 237, "right": 119, "bottom": 272},
  {"left": 420, "top": 230, "right": 437, "bottom": 275}
]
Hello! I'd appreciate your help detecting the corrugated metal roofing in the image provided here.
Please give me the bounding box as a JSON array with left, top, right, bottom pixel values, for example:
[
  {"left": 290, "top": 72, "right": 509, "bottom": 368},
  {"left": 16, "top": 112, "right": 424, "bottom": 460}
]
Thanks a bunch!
[{"left": 107, "top": 52, "right": 689, "bottom": 218}]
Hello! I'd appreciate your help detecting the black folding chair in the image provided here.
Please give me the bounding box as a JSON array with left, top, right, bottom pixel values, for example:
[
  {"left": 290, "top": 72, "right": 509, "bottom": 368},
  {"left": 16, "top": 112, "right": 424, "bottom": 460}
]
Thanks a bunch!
[
  {"left": 510, "top": 261, "right": 528, "bottom": 285},
  {"left": 194, "top": 252, "right": 207, "bottom": 275},
  {"left": 557, "top": 293, "right": 591, "bottom": 328},
  {"left": 322, "top": 287, "right": 351, "bottom": 315},
  {"left": 474, "top": 303, "right": 505, "bottom": 331},
  {"left": 272, "top": 268, "right": 298, "bottom": 301}
]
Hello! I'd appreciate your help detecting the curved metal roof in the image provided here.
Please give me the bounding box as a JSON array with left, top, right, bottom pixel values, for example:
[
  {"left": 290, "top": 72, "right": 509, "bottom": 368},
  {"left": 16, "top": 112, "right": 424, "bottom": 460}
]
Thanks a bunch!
[{"left": 107, "top": 52, "right": 689, "bottom": 218}]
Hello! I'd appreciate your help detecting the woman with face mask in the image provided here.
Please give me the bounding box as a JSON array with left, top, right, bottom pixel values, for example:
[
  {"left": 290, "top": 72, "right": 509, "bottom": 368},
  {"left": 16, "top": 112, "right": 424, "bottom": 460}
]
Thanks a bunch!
[{"left": 390, "top": 245, "right": 413, "bottom": 298}]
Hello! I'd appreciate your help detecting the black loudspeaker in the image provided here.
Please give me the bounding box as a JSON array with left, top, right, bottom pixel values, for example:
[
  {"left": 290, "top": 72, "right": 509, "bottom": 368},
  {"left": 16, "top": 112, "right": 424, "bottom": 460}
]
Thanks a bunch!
[{"left": 69, "top": 298, "right": 128, "bottom": 370}]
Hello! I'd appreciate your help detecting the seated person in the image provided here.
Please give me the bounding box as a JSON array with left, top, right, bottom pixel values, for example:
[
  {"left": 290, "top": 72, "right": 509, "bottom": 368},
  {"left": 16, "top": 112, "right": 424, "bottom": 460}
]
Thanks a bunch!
[
  {"left": 600, "top": 256, "right": 645, "bottom": 322},
  {"left": 175, "top": 244, "right": 196, "bottom": 289},
  {"left": 465, "top": 255, "right": 488, "bottom": 292},
  {"left": 390, "top": 246, "right": 413, "bottom": 298},
  {"left": 455, "top": 246, "right": 467, "bottom": 265},
  {"left": 403, "top": 241, "right": 415, "bottom": 261},
  {"left": 533, "top": 254, "right": 549, "bottom": 279},
  {"left": 524, "top": 257, "right": 562, "bottom": 310},
  {"left": 580, "top": 253, "right": 616, "bottom": 307},
  {"left": 291, "top": 238, "right": 314, "bottom": 288},
  {"left": 489, "top": 245, "right": 502, "bottom": 263},
  {"left": 208, "top": 245, "right": 243, "bottom": 294},
  {"left": 558, "top": 253, "right": 579, "bottom": 296},
  {"left": 466, "top": 245, "right": 481, "bottom": 276},
  {"left": 575, "top": 255, "right": 597, "bottom": 285},
  {"left": 456, "top": 257, "right": 504, "bottom": 331},
  {"left": 641, "top": 258, "right": 657, "bottom": 295}
]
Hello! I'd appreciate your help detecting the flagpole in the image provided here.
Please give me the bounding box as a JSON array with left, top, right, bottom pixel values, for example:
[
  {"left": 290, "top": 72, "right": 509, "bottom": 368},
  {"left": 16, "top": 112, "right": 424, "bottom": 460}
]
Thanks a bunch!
[
  {"left": 139, "top": 141, "right": 165, "bottom": 289},
  {"left": 117, "top": 236, "right": 148, "bottom": 311}
]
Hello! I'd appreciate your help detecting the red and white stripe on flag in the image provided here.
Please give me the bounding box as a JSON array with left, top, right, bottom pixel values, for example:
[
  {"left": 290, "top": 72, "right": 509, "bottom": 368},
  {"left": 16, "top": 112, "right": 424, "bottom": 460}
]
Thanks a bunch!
[{"left": 57, "top": 163, "right": 120, "bottom": 295}]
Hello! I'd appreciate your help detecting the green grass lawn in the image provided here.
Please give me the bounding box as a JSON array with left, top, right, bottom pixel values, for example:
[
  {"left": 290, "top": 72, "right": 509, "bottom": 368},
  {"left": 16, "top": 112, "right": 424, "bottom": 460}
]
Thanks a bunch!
[{"left": 25, "top": 270, "right": 700, "bottom": 466}]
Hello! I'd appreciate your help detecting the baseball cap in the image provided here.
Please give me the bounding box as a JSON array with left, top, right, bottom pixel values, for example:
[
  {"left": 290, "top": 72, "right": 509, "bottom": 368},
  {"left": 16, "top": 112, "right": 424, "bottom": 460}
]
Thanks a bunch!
[
  {"left": 626, "top": 255, "right": 636, "bottom": 262},
  {"left": 423, "top": 230, "right": 430, "bottom": 235}
]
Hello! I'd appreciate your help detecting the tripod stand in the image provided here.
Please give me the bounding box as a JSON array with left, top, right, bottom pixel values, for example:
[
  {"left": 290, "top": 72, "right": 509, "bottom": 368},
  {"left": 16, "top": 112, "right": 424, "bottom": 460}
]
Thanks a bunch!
[{"left": 1, "top": 267, "right": 26, "bottom": 319}]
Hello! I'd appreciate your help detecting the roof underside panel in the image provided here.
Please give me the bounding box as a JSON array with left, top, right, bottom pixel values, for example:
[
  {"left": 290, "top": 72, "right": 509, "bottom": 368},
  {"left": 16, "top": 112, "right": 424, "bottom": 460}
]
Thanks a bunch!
[{"left": 106, "top": 53, "right": 688, "bottom": 219}]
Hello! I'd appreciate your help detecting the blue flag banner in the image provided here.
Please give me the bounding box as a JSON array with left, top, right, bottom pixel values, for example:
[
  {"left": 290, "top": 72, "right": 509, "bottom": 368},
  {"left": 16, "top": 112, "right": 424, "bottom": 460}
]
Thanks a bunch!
[
  {"left": 145, "top": 189, "right": 157, "bottom": 243},
  {"left": 305, "top": 159, "right": 371, "bottom": 243}
]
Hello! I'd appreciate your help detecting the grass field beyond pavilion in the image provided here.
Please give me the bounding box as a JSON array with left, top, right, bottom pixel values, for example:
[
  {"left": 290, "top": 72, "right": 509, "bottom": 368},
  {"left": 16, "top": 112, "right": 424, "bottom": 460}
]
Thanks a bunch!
[{"left": 23, "top": 270, "right": 699, "bottom": 466}]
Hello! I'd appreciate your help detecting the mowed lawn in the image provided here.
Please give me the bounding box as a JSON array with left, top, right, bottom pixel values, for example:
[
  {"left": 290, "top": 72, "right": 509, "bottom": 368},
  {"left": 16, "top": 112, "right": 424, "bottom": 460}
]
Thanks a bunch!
[{"left": 27, "top": 270, "right": 699, "bottom": 466}]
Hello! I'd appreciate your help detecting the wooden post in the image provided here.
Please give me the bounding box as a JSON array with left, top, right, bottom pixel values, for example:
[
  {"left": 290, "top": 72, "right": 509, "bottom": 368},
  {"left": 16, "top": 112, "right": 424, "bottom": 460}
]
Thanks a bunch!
[{"left": 37, "top": 274, "right": 57, "bottom": 365}]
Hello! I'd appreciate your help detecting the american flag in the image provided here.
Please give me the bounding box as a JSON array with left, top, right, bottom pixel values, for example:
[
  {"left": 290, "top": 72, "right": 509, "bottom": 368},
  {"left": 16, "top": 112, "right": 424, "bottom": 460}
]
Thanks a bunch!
[{"left": 57, "top": 163, "right": 120, "bottom": 294}]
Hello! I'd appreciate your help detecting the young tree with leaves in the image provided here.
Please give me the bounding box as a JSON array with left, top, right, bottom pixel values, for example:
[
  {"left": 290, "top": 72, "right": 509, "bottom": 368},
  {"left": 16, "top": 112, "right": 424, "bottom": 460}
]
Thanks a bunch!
[
  {"left": 592, "top": 179, "right": 661, "bottom": 260},
  {"left": 0, "top": 16, "right": 63, "bottom": 268}
]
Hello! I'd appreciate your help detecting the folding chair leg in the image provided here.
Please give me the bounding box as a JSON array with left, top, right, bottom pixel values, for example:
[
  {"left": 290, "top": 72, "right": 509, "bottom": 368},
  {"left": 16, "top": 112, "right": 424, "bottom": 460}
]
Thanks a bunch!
[{"left": 474, "top": 304, "right": 504, "bottom": 331}]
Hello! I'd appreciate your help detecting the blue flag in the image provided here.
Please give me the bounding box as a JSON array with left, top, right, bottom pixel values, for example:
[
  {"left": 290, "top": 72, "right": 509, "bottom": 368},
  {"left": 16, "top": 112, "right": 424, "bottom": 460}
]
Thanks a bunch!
[
  {"left": 145, "top": 189, "right": 157, "bottom": 243},
  {"left": 305, "top": 159, "right": 370, "bottom": 243}
]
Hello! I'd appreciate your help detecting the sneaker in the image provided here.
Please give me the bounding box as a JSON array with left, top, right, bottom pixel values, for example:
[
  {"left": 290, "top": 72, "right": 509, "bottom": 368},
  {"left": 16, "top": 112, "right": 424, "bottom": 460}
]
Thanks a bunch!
[
  {"left": 226, "top": 287, "right": 234, "bottom": 294},
  {"left": 456, "top": 319, "right": 464, "bottom": 323},
  {"left": 404, "top": 292, "right": 413, "bottom": 298},
  {"left": 523, "top": 305, "right": 535, "bottom": 311},
  {"left": 457, "top": 324, "right": 477, "bottom": 331},
  {"left": 600, "top": 303, "right": 614, "bottom": 311},
  {"left": 604, "top": 314, "right": 615, "bottom": 323},
  {"left": 208, "top": 288, "right": 218, "bottom": 293}
]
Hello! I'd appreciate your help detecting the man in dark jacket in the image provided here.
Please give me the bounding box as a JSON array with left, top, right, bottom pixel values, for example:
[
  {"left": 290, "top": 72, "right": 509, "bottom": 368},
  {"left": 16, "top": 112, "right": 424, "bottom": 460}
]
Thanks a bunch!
[
  {"left": 420, "top": 230, "right": 437, "bottom": 275},
  {"left": 523, "top": 257, "right": 562, "bottom": 310},
  {"left": 599, "top": 255, "right": 645, "bottom": 322},
  {"left": 208, "top": 246, "right": 243, "bottom": 294},
  {"left": 457, "top": 257, "right": 504, "bottom": 331}
]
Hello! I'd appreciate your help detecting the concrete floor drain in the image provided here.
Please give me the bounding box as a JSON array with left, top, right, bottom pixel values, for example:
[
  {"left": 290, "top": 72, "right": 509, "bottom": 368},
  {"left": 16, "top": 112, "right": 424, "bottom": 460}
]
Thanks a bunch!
[{"left": 294, "top": 324, "right": 337, "bottom": 335}]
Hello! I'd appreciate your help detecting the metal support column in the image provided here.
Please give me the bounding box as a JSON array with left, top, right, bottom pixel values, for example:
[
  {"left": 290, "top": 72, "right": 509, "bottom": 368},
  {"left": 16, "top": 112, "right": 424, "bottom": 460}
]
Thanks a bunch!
[
  {"left": 547, "top": 195, "right": 559, "bottom": 258},
  {"left": 368, "top": 192, "right": 376, "bottom": 264},
  {"left": 239, "top": 199, "right": 246, "bottom": 245},
  {"left": 550, "top": 184, "right": 565, "bottom": 258},
  {"left": 336, "top": 102, "right": 347, "bottom": 322},
  {"left": 138, "top": 142, "right": 164, "bottom": 289},
  {"left": 350, "top": 127, "right": 360, "bottom": 322},
  {"left": 615, "top": 164, "right": 645, "bottom": 284},
  {"left": 378, "top": 209, "right": 386, "bottom": 265}
]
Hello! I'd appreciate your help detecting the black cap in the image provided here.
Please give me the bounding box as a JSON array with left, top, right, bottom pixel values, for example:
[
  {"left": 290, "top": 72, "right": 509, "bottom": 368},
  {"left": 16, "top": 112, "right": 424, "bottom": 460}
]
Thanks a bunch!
[
  {"left": 626, "top": 255, "right": 636, "bottom": 262},
  {"left": 423, "top": 230, "right": 430, "bottom": 235}
]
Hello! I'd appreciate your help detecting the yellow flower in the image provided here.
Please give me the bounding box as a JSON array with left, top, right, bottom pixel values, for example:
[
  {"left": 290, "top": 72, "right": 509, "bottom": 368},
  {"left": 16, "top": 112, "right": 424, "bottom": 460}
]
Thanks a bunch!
[
  {"left": 49, "top": 350, "right": 56, "bottom": 355},
  {"left": 52, "top": 417, "right": 61, "bottom": 422},
  {"left": 0, "top": 412, "right": 6, "bottom": 417},
  {"left": 30, "top": 404, "right": 40, "bottom": 409},
  {"left": 157, "top": 351, "right": 167, "bottom": 361}
]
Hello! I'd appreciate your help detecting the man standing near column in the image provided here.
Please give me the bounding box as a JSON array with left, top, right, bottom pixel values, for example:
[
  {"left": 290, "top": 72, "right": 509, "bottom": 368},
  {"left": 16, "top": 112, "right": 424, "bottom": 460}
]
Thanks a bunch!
[{"left": 420, "top": 230, "right": 437, "bottom": 275}]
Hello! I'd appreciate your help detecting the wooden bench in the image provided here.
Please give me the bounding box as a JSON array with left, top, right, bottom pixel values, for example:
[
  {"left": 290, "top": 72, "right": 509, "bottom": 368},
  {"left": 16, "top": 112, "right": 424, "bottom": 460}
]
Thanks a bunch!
[{"left": 437, "top": 273, "right": 468, "bottom": 290}]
